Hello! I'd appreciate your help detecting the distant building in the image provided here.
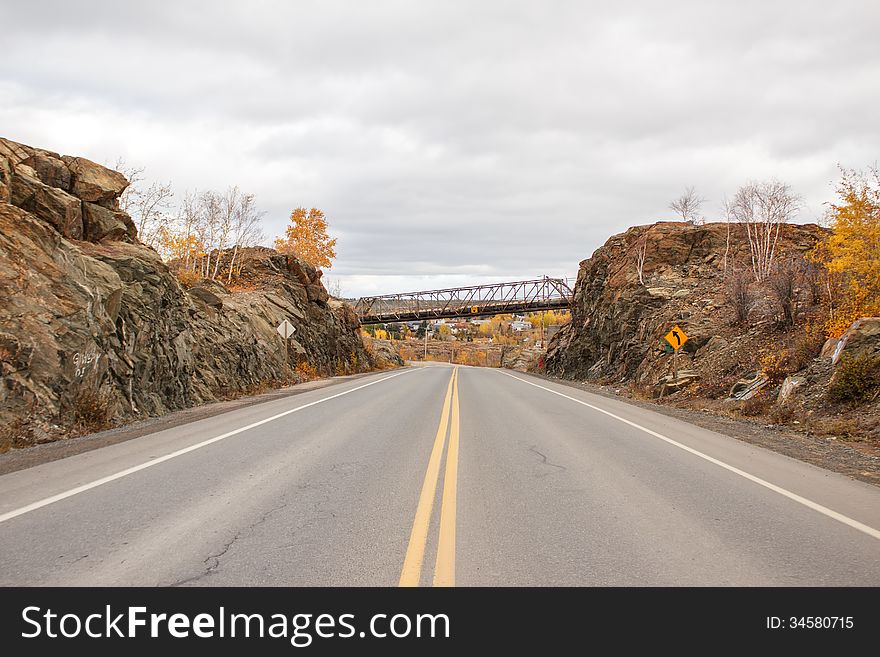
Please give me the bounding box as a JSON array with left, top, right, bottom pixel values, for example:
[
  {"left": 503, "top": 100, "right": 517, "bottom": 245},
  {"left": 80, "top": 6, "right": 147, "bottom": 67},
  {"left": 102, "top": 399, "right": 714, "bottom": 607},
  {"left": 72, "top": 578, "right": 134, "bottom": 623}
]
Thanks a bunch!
[{"left": 510, "top": 320, "right": 531, "bottom": 332}]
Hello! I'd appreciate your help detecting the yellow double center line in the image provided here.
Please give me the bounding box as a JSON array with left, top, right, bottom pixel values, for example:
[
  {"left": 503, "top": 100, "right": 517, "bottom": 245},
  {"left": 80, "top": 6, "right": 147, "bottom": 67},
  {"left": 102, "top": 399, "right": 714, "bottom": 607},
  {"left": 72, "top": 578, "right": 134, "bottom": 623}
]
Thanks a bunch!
[{"left": 399, "top": 367, "right": 461, "bottom": 587}]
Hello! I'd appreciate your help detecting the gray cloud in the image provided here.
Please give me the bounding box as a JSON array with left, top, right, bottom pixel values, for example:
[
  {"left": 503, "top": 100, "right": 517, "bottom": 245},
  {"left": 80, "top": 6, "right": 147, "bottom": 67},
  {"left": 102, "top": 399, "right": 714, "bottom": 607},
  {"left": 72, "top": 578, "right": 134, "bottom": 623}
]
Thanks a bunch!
[{"left": 2, "top": 1, "right": 878, "bottom": 296}]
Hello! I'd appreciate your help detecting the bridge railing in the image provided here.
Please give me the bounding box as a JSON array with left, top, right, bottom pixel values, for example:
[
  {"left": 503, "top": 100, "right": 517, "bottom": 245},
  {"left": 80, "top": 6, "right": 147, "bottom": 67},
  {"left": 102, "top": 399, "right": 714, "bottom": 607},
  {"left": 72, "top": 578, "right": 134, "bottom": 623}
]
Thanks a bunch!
[{"left": 355, "top": 277, "right": 574, "bottom": 324}]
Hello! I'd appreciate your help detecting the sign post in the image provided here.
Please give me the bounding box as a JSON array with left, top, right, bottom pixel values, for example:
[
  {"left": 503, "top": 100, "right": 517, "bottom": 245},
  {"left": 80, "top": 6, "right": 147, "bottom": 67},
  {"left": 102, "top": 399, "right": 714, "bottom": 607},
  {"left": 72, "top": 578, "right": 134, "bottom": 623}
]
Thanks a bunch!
[
  {"left": 276, "top": 319, "right": 297, "bottom": 386},
  {"left": 663, "top": 325, "right": 689, "bottom": 383}
]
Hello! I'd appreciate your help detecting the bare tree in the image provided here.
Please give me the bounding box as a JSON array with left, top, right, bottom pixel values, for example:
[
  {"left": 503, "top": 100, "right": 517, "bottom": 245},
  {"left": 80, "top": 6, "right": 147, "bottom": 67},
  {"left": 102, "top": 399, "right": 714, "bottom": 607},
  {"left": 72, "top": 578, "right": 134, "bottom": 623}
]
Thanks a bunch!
[
  {"left": 324, "top": 277, "right": 344, "bottom": 298},
  {"left": 721, "top": 196, "right": 733, "bottom": 279},
  {"left": 209, "top": 187, "right": 240, "bottom": 279},
  {"left": 226, "top": 191, "right": 266, "bottom": 283},
  {"left": 724, "top": 268, "right": 753, "bottom": 325},
  {"left": 178, "top": 190, "right": 201, "bottom": 271},
  {"left": 767, "top": 254, "right": 800, "bottom": 327},
  {"left": 669, "top": 186, "right": 706, "bottom": 224},
  {"left": 728, "top": 180, "right": 800, "bottom": 283},
  {"left": 800, "top": 258, "right": 823, "bottom": 306},
  {"left": 633, "top": 231, "right": 648, "bottom": 285},
  {"left": 113, "top": 159, "right": 174, "bottom": 247},
  {"left": 114, "top": 158, "right": 144, "bottom": 215},
  {"left": 199, "top": 191, "right": 222, "bottom": 278}
]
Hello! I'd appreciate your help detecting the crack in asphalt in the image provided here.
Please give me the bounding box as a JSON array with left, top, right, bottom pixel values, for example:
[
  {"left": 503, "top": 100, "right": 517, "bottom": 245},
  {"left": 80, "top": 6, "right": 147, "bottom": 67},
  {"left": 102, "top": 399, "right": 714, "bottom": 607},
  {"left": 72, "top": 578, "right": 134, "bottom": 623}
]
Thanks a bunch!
[
  {"left": 170, "top": 501, "right": 289, "bottom": 586},
  {"left": 529, "top": 445, "right": 567, "bottom": 475}
]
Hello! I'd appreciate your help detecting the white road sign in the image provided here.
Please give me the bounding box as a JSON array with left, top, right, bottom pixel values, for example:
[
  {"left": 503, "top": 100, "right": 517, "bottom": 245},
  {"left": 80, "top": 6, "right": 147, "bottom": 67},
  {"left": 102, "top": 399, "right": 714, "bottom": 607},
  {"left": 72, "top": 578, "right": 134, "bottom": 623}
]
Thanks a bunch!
[{"left": 276, "top": 319, "right": 297, "bottom": 339}]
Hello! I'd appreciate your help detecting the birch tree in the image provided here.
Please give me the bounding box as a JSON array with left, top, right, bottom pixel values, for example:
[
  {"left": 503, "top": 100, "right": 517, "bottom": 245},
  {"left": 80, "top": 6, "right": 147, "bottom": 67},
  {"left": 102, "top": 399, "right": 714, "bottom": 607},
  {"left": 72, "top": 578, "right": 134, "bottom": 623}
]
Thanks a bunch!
[
  {"left": 729, "top": 180, "right": 800, "bottom": 283},
  {"left": 669, "top": 187, "right": 706, "bottom": 224},
  {"left": 226, "top": 191, "right": 266, "bottom": 283}
]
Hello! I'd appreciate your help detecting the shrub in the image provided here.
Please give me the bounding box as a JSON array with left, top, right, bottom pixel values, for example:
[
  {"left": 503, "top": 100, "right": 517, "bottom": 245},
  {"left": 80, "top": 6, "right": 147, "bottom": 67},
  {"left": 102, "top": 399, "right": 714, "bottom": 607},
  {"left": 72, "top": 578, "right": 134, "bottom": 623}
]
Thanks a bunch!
[
  {"left": 174, "top": 269, "right": 202, "bottom": 288},
  {"left": 759, "top": 350, "right": 789, "bottom": 385},
  {"left": 724, "top": 269, "right": 754, "bottom": 325},
  {"left": 0, "top": 416, "right": 36, "bottom": 452},
  {"left": 768, "top": 404, "right": 794, "bottom": 425},
  {"left": 70, "top": 387, "right": 115, "bottom": 434},
  {"left": 827, "top": 353, "right": 880, "bottom": 403},
  {"left": 295, "top": 361, "right": 319, "bottom": 381},
  {"left": 787, "top": 324, "right": 826, "bottom": 372},
  {"left": 740, "top": 391, "right": 772, "bottom": 416}
]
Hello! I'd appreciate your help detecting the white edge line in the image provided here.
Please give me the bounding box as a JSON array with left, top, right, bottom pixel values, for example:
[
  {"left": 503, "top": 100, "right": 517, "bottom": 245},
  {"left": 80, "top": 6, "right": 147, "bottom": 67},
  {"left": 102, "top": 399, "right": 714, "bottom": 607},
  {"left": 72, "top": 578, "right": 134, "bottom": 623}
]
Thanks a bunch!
[
  {"left": 498, "top": 370, "right": 880, "bottom": 541},
  {"left": 0, "top": 368, "right": 417, "bottom": 524}
]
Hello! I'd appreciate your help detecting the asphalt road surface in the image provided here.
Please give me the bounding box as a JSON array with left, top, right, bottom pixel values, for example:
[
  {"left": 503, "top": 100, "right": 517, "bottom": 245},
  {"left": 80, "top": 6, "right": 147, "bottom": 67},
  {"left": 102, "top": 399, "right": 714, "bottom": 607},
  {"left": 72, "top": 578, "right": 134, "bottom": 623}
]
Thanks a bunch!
[{"left": 1, "top": 363, "right": 878, "bottom": 586}]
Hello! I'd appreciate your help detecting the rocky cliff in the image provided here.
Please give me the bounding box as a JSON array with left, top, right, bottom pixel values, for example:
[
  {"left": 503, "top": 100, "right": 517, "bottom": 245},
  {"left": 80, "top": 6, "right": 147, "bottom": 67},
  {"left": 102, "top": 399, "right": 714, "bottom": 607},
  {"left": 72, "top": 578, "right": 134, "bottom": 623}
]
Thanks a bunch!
[
  {"left": 546, "top": 221, "right": 822, "bottom": 384},
  {"left": 545, "top": 220, "right": 880, "bottom": 441},
  {"left": 0, "top": 138, "right": 375, "bottom": 448}
]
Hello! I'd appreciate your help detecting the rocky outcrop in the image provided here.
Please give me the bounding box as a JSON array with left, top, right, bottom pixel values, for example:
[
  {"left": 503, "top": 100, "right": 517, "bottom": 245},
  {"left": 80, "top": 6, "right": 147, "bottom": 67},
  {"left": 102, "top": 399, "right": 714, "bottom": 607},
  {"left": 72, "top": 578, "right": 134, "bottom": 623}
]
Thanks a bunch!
[
  {"left": 829, "top": 317, "right": 880, "bottom": 365},
  {"left": 363, "top": 338, "right": 404, "bottom": 367},
  {"left": 545, "top": 221, "right": 825, "bottom": 392},
  {"left": 0, "top": 138, "right": 377, "bottom": 446}
]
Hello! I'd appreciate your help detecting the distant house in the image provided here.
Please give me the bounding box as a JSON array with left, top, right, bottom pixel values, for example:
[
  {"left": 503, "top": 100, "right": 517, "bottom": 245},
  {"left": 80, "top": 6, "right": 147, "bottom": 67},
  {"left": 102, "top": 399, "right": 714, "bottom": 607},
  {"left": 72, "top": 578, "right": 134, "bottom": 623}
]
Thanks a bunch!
[{"left": 510, "top": 320, "right": 531, "bottom": 332}]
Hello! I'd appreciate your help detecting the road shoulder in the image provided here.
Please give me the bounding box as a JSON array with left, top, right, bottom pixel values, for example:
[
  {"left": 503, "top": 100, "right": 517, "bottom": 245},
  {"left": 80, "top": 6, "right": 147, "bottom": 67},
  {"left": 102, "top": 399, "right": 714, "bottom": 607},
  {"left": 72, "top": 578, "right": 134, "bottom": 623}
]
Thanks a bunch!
[
  {"left": 512, "top": 369, "right": 880, "bottom": 488},
  {"left": 0, "top": 370, "right": 402, "bottom": 476}
]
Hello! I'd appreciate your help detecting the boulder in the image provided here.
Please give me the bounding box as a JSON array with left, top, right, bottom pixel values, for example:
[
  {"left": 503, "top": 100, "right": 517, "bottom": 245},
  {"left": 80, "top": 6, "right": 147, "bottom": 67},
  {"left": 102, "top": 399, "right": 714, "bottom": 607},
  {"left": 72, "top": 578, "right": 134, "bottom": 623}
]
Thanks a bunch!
[
  {"left": 832, "top": 317, "right": 880, "bottom": 365},
  {"left": 10, "top": 170, "right": 83, "bottom": 239},
  {"left": 820, "top": 337, "right": 839, "bottom": 359},
  {"left": 0, "top": 155, "right": 11, "bottom": 203},
  {"left": 365, "top": 338, "right": 404, "bottom": 367},
  {"left": 62, "top": 155, "right": 129, "bottom": 205},
  {"left": 778, "top": 375, "right": 806, "bottom": 404},
  {"left": 83, "top": 202, "right": 137, "bottom": 242},
  {"left": 22, "top": 151, "right": 72, "bottom": 191},
  {"left": 655, "top": 369, "right": 700, "bottom": 397},
  {"left": 729, "top": 372, "right": 768, "bottom": 400},
  {"left": 188, "top": 286, "right": 223, "bottom": 309}
]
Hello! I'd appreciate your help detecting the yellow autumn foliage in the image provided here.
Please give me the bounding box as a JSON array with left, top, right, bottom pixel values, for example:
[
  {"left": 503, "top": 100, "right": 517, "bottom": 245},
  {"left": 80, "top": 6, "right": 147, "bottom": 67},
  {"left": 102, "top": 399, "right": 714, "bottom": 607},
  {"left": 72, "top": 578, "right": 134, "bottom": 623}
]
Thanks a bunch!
[
  {"left": 812, "top": 166, "right": 880, "bottom": 337},
  {"left": 274, "top": 207, "right": 337, "bottom": 269}
]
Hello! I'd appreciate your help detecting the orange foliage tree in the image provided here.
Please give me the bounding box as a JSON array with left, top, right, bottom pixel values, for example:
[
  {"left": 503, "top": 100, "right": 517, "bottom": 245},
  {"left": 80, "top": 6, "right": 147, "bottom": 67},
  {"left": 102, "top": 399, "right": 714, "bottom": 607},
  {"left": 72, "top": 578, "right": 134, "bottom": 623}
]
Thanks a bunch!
[
  {"left": 274, "top": 207, "right": 337, "bottom": 269},
  {"left": 811, "top": 166, "right": 880, "bottom": 337}
]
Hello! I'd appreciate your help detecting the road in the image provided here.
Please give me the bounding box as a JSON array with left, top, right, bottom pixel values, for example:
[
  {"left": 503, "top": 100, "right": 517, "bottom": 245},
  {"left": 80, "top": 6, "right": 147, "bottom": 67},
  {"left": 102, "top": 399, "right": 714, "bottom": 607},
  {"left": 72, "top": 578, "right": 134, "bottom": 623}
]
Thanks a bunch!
[{"left": 1, "top": 363, "right": 878, "bottom": 586}]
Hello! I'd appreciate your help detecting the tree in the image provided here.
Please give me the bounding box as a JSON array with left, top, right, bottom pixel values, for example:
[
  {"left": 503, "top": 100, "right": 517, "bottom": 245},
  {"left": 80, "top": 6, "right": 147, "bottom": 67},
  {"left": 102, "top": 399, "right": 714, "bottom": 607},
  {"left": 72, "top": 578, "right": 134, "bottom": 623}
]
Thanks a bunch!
[
  {"left": 767, "top": 254, "right": 802, "bottom": 327},
  {"left": 811, "top": 165, "right": 880, "bottom": 336},
  {"left": 275, "top": 207, "right": 337, "bottom": 269},
  {"left": 226, "top": 189, "right": 266, "bottom": 283},
  {"left": 721, "top": 196, "right": 733, "bottom": 278},
  {"left": 729, "top": 179, "right": 800, "bottom": 283},
  {"left": 725, "top": 268, "right": 754, "bottom": 326},
  {"left": 669, "top": 186, "right": 706, "bottom": 224},
  {"left": 632, "top": 230, "right": 649, "bottom": 284},
  {"left": 114, "top": 158, "right": 174, "bottom": 248},
  {"left": 325, "top": 277, "right": 344, "bottom": 298},
  {"left": 155, "top": 186, "right": 265, "bottom": 284}
]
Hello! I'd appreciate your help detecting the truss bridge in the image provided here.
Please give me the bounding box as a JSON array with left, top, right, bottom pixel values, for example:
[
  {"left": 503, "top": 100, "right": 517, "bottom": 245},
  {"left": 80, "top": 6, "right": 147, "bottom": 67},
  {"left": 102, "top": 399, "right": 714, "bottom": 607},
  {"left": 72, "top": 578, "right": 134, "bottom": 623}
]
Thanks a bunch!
[{"left": 354, "top": 277, "right": 574, "bottom": 324}]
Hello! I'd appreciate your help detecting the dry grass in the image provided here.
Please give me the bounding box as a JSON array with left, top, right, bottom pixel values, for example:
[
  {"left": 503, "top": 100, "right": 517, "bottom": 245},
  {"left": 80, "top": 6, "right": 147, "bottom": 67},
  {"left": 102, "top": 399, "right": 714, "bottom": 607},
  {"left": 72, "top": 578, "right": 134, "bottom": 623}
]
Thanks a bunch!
[
  {"left": 768, "top": 404, "right": 795, "bottom": 424},
  {"left": 69, "top": 387, "right": 116, "bottom": 435},
  {"left": 740, "top": 391, "right": 773, "bottom": 417},
  {"left": 808, "top": 417, "right": 866, "bottom": 441},
  {"left": 0, "top": 416, "right": 36, "bottom": 453}
]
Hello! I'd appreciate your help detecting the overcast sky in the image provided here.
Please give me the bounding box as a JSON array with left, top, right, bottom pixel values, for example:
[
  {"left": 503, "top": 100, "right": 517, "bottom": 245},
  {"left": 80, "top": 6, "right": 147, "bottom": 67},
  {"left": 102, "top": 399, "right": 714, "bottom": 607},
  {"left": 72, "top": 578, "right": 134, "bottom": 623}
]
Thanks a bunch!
[{"left": 2, "top": 1, "right": 878, "bottom": 296}]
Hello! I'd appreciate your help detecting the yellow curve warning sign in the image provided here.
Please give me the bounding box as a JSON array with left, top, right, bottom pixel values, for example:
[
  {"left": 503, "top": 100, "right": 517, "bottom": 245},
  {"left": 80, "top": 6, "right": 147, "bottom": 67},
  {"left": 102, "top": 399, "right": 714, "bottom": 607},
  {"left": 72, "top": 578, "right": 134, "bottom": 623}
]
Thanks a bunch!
[{"left": 663, "top": 325, "right": 689, "bottom": 350}]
